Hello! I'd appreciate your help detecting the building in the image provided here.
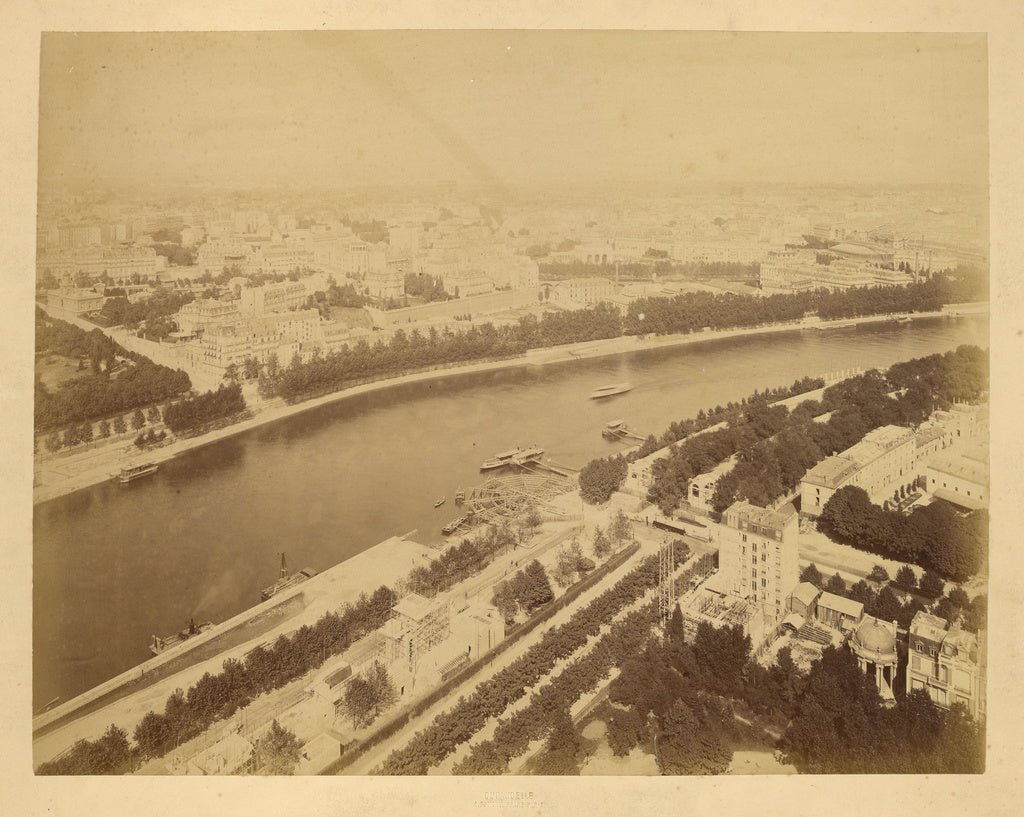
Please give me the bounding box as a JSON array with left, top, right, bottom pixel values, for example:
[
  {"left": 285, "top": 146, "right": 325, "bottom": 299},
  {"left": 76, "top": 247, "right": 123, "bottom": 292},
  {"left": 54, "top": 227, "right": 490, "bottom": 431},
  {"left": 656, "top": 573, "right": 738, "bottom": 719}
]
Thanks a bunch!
[
  {"left": 800, "top": 425, "right": 917, "bottom": 516},
  {"left": 924, "top": 446, "right": 989, "bottom": 510},
  {"left": 849, "top": 615, "right": 899, "bottom": 703},
  {"left": 174, "top": 298, "right": 242, "bottom": 336},
  {"left": 543, "top": 276, "right": 617, "bottom": 306},
  {"left": 717, "top": 501, "right": 799, "bottom": 622},
  {"left": 380, "top": 593, "right": 451, "bottom": 673},
  {"left": 686, "top": 457, "right": 737, "bottom": 512},
  {"left": 815, "top": 591, "right": 864, "bottom": 634},
  {"left": 906, "top": 611, "right": 985, "bottom": 718},
  {"left": 46, "top": 288, "right": 105, "bottom": 315},
  {"left": 238, "top": 279, "right": 310, "bottom": 315}
]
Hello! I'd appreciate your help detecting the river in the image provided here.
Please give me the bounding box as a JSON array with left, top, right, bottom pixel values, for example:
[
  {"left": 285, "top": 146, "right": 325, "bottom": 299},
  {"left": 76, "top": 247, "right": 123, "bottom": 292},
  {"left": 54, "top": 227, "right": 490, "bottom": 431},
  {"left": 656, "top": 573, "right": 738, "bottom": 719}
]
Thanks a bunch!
[{"left": 32, "top": 314, "right": 988, "bottom": 707}]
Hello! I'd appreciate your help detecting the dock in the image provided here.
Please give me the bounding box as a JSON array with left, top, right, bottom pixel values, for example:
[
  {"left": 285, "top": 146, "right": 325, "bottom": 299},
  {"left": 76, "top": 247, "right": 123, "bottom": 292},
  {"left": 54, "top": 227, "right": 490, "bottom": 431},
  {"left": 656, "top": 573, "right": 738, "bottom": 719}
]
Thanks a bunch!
[{"left": 602, "top": 419, "right": 647, "bottom": 442}]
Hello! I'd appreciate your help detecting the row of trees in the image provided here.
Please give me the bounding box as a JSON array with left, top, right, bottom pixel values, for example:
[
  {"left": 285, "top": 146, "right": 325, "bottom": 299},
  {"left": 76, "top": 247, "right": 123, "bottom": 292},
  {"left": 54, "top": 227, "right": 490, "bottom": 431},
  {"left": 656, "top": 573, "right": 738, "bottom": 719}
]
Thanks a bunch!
[
  {"left": 42, "top": 405, "right": 165, "bottom": 454},
  {"left": 35, "top": 310, "right": 192, "bottom": 433},
  {"left": 641, "top": 345, "right": 987, "bottom": 516},
  {"left": 817, "top": 485, "right": 987, "bottom": 581},
  {"left": 259, "top": 271, "right": 984, "bottom": 406},
  {"left": 161, "top": 383, "right": 247, "bottom": 435},
  {"left": 38, "top": 518, "right": 562, "bottom": 774},
  {"left": 378, "top": 544, "right": 690, "bottom": 775}
]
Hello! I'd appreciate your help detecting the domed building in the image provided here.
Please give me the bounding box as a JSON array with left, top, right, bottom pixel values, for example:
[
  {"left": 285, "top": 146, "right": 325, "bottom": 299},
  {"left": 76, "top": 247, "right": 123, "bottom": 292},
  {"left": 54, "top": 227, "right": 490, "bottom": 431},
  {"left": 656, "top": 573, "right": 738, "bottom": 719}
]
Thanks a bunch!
[{"left": 850, "top": 615, "right": 899, "bottom": 702}]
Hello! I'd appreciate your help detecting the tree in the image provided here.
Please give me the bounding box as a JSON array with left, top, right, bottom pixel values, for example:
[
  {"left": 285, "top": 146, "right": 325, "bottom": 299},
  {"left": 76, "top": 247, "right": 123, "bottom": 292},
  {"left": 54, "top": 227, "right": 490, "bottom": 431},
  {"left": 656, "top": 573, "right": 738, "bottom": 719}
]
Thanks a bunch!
[
  {"left": 800, "top": 563, "right": 824, "bottom": 588},
  {"left": 517, "top": 560, "right": 554, "bottom": 612},
  {"left": 825, "top": 572, "right": 846, "bottom": 596},
  {"left": 893, "top": 565, "right": 918, "bottom": 594},
  {"left": 131, "top": 407, "right": 146, "bottom": 431},
  {"left": 45, "top": 431, "right": 62, "bottom": 452},
  {"left": 243, "top": 356, "right": 260, "bottom": 380},
  {"left": 98, "top": 418, "right": 111, "bottom": 439},
  {"left": 113, "top": 415, "right": 127, "bottom": 435},
  {"left": 340, "top": 676, "right": 377, "bottom": 729},
  {"left": 867, "top": 564, "right": 889, "bottom": 584},
  {"left": 918, "top": 570, "right": 945, "bottom": 600},
  {"left": 655, "top": 699, "right": 731, "bottom": 775},
  {"left": 224, "top": 363, "right": 240, "bottom": 384},
  {"left": 492, "top": 581, "right": 519, "bottom": 624},
  {"left": 592, "top": 525, "right": 612, "bottom": 559},
  {"left": 552, "top": 538, "right": 585, "bottom": 588},
  {"left": 147, "top": 405, "right": 162, "bottom": 424},
  {"left": 533, "top": 707, "right": 582, "bottom": 775},
  {"left": 608, "top": 510, "right": 633, "bottom": 548},
  {"left": 250, "top": 719, "right": 302, "bottom": 775}
]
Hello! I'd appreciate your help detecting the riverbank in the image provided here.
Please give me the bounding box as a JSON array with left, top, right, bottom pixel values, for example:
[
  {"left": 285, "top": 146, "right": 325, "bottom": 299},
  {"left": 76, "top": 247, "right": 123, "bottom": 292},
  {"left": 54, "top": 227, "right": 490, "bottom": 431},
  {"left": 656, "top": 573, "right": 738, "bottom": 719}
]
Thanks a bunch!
[{"left": 32, "top": 306, "right": 978, "bottom": 505}]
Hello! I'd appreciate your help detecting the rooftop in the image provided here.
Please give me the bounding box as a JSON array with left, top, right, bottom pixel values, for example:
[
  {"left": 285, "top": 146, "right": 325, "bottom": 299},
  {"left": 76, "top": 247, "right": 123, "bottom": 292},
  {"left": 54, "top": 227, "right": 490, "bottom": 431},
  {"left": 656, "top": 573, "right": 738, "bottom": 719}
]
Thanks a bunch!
[
  {"left": 817, "top": 591, "right": 864, "bottom": 620},
  {"left": 909, "top": 610, "right": 949, "bottom": 643}
]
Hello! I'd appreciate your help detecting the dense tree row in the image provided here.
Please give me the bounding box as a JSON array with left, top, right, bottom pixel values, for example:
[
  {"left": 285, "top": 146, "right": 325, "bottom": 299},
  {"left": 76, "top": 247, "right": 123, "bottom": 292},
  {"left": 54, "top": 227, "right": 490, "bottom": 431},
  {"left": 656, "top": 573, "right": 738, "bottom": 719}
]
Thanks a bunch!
[
  {"left": 257, "top": 268, "right": 983, "bottom": 406},
  {"left": 629, "top": 376, "right": 825, "bottom": 461},
  {"left": 644, "top": 345, "right": 987, "bottom": 516},
  {"left": 130, "top": 585, "right": 397, "bottom": 761},
  {"left": 782, "top": 646, "right": 984, "bottom": 773},
  {"left": 406, "top": 523, "right": 519, "bottom": 597},
  {"left": 578, "top": 454, "right": 628, "bottom": 505},
  {"left": 37, "top": 518, "right": 557, "bottom": 774},
  {"left": 817, "top": 486, "right": 987, "bottom": 582},
  {"left": 377, "top": 545, "right": 690, "bottom": 775},
  {"left": 36, "top": 724, "right": 133, "bottom": 775},
  {"left": 456, "top": 605, "right": 662, "bottom": 774},
  {"left": 161, "top": 383, "right": 247, "bottom": 434}
]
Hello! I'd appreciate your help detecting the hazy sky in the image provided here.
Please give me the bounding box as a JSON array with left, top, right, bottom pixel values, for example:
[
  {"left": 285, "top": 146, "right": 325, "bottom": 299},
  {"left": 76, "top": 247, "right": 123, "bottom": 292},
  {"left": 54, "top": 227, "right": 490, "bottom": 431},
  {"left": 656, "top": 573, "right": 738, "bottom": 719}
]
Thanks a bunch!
[{"left": 38, "top": 31, "right": 988, "bottom": 192}]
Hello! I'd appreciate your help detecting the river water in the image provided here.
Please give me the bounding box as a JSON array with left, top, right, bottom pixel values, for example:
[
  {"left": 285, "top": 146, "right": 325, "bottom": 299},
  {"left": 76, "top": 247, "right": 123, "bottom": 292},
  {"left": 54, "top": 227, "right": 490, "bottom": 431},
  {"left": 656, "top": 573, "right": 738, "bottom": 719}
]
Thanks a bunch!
[{"left": 32, "top": 315, "right": 988, "bottom": 707}]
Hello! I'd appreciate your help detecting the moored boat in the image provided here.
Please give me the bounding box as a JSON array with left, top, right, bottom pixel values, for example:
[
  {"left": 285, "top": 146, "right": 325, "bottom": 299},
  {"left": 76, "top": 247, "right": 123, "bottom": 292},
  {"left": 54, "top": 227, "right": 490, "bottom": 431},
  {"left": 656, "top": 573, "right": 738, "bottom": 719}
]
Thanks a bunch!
[
  {"left": 118, "top": 462, "right": 158, "bottom": 484},
  {"left": 480, "top": 447, "right": 523, "bottom": 470},
  {"left": 150, "top": 618, "right": 213, "bottom": 656},
  {"left": 434, "top": 496, "right": 446, "bottom": 508}
]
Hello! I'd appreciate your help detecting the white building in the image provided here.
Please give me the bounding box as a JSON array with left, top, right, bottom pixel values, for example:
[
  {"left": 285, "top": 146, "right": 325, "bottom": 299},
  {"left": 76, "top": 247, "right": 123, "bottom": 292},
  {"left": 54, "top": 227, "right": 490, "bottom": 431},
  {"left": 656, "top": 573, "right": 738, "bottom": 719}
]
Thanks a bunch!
[
  {"left": 800, "top": 425, "right": 917, "bottom": 516},
  {"left": 717, "top": 501, "right": 800, "bottom": 622}
]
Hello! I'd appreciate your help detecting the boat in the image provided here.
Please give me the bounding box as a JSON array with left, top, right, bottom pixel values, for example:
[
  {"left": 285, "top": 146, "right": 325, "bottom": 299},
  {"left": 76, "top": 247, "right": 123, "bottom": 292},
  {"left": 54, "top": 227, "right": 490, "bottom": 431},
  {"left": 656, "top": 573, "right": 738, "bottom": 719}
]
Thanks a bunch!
[
  {"left": 511, "top": 446, "right": 544, "bottom": 465},
  {"left": 454, "top": 489, "right": 465, "bottom": 505},
  {"left": 150, "top": 618, "right": 213, "bottom": 656},
  {"left": 118, "top": 462, "right": 158, "bottom": 484},
  {"left": 434, "top": 497, "right": 446, "bottom": 508},
  {"left": 589, "top": 383, "right": 633, "bottom": 399},
  {"left": 603, "top": 419, "right": 625, "bottom": 439},
  {"left": 442, "top": 516, "right": 468, "bottom": 535},
  {"left": 480, "top": 447, "right": 523, "bottom": 471},
  {"left": 260, "top": 552, "right": 318, "bottom": 601}
]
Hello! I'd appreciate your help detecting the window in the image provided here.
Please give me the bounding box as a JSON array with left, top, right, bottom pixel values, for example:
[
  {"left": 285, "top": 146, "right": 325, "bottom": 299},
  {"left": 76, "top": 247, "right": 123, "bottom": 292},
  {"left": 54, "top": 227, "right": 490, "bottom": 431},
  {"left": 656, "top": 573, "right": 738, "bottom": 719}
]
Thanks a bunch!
[
  {"left": 742, "top": 534, "right": 747, "bottom": 543},
  {"left": 930, "top": 647, "right": 937, "bottom": 657},
  {"left": 761, "top": 553, "right": 766, "bottom": 562},
  {"left": 761, "top": 578, "right": 767, "bottom": 588},
  {"left": 916, "top": 643, "right": 923, "bottom": 653}
]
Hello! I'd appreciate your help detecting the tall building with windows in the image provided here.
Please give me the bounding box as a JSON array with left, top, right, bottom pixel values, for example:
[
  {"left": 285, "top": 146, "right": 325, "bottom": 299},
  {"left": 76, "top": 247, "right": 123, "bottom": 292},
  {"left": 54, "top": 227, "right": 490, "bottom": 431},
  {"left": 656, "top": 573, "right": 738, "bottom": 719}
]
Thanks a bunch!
[
  {"left": 906, "top": 611, "right": 985, "bottom": 719},
  {"left": 717, "top": 501, "right": 799, "bottom": 622}
]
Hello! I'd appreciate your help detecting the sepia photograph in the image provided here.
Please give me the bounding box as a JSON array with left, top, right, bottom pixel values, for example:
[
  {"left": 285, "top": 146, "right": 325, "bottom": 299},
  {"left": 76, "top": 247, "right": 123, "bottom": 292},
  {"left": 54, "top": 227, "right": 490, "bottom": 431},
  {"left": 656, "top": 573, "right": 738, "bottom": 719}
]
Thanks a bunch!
[{"left": 4, "top": 4, "right": 1022, "bottom": 814}]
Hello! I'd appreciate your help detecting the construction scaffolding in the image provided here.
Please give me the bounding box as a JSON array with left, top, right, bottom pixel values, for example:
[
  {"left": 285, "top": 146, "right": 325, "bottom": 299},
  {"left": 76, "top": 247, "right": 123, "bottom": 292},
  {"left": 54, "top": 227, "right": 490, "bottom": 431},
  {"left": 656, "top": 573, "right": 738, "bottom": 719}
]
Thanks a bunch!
[
  {"left": 659, "top": 539, "right": 676, "bottom": 621},
  {"left": 461, "top": 472, "right": 575, "bottom": 526},
  {"left": 380, "top": 593, "right": 451, "bottom": 673}
]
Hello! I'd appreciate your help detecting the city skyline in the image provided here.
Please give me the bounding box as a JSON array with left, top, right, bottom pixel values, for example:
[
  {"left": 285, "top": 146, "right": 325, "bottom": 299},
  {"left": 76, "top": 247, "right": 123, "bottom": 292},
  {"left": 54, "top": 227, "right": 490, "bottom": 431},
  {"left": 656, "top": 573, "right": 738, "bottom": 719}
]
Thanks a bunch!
[{"left": 39, "top": 31, "right": 988, "bottom": 193}]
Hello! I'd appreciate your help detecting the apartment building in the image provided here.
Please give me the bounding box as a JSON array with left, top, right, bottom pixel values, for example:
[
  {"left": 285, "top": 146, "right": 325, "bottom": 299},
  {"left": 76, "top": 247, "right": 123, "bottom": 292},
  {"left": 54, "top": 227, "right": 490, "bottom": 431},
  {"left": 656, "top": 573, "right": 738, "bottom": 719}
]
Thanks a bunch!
[{"left": 906, "top": 611, "right": 985, "bottom": 719}]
